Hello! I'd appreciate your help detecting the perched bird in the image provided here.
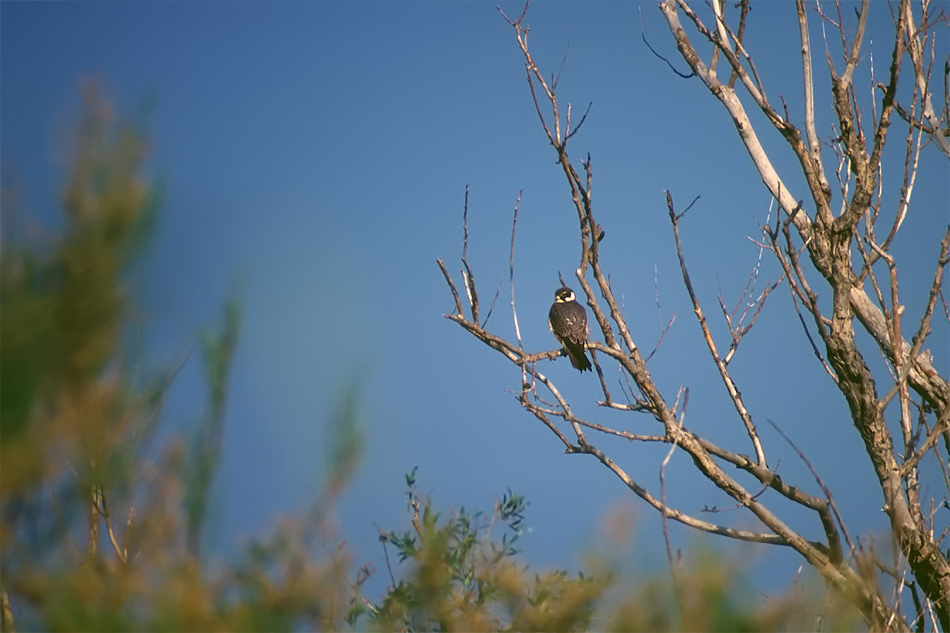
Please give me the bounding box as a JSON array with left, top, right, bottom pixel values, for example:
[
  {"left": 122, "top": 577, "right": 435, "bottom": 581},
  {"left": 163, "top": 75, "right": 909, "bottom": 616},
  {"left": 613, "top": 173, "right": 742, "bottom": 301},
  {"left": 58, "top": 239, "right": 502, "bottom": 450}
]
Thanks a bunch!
[{"left": 548, "top": 286, "right": 591, "bottom": 372}]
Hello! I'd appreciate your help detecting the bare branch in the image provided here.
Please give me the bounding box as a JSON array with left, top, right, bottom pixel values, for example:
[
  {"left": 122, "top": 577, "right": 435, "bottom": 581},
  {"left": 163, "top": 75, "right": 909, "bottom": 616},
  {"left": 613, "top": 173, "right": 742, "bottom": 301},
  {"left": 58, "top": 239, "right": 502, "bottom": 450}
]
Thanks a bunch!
[
  {"left": 796, "top": 0, "right": 832, "bottom": 195},
  {"left": 574, "top": 440, "right": 792, "bottom": 546},
  {"left": 461, "top": 185, "right": 480, "bottom": 324},
  {"left": 437, "top": 258, "right": 463, "bottom": 318},
  {"left": 899, "top": 0, "right": 950, "bottom": 157}
]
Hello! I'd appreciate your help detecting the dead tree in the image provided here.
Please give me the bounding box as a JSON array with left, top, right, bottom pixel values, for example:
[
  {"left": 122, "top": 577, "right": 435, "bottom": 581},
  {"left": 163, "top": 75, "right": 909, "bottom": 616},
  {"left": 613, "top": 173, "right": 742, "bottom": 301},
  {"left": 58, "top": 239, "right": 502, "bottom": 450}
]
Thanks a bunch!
[{"left": 438, "top": 1, "right": 949, "bottom": 629}]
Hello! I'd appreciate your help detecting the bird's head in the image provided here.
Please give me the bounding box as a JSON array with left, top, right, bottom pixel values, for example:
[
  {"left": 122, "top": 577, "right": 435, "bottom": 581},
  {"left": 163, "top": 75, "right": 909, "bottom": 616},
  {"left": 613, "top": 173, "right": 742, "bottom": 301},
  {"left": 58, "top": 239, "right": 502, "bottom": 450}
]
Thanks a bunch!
[{"left": 554, "top": 286, "right": 575, "bottom": 303}]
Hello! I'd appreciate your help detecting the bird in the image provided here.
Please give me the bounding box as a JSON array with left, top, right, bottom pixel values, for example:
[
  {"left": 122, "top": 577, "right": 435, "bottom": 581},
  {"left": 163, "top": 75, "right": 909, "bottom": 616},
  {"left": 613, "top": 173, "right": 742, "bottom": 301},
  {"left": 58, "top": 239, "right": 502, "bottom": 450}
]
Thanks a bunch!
[{"left": 548, "top": 286, "right": 591, "bottom": 372}]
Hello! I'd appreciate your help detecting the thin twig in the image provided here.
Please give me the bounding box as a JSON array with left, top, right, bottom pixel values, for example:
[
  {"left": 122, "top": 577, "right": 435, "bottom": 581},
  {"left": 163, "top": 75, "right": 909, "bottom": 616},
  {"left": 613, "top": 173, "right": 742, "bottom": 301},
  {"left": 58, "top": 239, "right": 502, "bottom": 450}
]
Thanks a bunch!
[
  {"left": 509, "top": 190, "right": 525, "bottom": 351},
  {"left": 640, "top": 5, "right": 695, "bottom": 79},
  {"left": 461, "top": 186, "right": 480, "bottom": 324},
  {"left": 768, "top": 419, "right": 852, "bottom": 563},
  {"left": 660, "top": 387, "right": 686, "bottom": 621},
  {"left": 666, "top": 190, "right": 766, "bottom": 466}
]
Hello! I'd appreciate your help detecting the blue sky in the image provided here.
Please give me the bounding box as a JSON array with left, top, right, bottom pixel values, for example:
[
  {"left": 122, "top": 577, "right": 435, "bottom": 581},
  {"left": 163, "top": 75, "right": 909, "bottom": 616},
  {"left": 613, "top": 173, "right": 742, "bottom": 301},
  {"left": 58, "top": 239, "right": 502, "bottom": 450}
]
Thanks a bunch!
[{"left": 3, "top": 0, "right": 948, "bottom": 603}]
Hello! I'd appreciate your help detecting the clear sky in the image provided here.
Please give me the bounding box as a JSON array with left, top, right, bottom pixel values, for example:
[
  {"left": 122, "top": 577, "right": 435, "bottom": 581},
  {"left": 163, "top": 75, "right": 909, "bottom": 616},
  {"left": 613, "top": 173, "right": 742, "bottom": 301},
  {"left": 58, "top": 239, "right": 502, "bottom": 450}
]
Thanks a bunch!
[{"left": 3, "top": 0, "right": 948, "bottom": 602}]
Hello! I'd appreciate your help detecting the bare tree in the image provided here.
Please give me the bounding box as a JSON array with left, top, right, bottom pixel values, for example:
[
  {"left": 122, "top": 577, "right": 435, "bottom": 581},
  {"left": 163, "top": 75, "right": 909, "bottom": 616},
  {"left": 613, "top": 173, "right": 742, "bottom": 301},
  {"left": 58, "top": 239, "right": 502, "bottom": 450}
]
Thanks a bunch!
[{"left": 438, "top": 1, "right": 949, "bottom": 629}]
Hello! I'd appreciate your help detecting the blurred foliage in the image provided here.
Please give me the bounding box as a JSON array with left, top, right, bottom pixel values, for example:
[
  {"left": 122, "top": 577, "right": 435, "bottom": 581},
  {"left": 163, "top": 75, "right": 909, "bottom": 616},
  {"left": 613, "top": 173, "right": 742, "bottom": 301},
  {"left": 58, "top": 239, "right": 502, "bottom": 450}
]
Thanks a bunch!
[
  {"left": 324, "top": 380, "right": 364, "bottom": 499},
  {"left": 185, "top": 297, "right": 242, "bottom": 558},
  {"left": 351, "top": 472, "right": 861, "bottom": 633},
  {"left": 0, "top": 85, "right": 862, "bottom": 632},
  {"left": 596, "top": 548, "right": 862, "bottom": 632},
  {"left": 355, "top": 470, "right": 606, "bottom": 632}
]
